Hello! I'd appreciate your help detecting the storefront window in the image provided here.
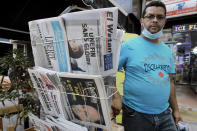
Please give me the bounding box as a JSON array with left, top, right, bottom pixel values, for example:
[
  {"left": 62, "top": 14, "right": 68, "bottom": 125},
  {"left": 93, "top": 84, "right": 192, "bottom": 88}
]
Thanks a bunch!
[{"left": 163, "top": 23, "right": 197, "bottom": 85}]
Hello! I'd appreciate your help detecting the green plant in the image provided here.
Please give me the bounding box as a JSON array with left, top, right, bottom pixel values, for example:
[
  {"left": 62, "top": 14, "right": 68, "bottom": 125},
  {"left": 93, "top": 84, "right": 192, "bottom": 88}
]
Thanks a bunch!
[{"left": 0, "top": 49, "right": 40, "bottom": 130}]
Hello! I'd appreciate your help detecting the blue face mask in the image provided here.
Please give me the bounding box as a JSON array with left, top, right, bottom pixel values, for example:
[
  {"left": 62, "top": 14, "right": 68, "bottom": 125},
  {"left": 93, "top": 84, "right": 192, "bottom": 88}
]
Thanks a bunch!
[{"left": 142, "top": 27, "right": 163, "bottom": 40}]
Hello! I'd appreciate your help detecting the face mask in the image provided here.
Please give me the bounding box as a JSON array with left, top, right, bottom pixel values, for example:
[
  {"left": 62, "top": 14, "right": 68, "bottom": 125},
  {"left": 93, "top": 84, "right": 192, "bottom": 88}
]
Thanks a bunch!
[{"left": 141, "top": 26, "right": 163, "bottom": 40}]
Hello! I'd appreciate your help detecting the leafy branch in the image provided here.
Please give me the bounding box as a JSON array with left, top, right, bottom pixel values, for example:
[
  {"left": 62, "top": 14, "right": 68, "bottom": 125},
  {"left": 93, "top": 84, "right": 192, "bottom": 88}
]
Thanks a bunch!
[{"left": 0, "top": 49, "right": 40, "bottom": 130}]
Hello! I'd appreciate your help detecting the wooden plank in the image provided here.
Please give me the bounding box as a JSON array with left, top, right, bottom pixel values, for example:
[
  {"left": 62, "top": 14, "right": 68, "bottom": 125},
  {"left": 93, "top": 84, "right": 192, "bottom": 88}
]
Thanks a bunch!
[
  {"left": 0, "top": 83, "right": 11, "bottom": 87},
  {"left": 0, "top": 104, "right": 23, "bottom": 115},
  {"left": 0, "top": 83, "right": 11, "bottom": 91},
  {"left": 0, "top": 86, "right": 10, "bottom": 91}
]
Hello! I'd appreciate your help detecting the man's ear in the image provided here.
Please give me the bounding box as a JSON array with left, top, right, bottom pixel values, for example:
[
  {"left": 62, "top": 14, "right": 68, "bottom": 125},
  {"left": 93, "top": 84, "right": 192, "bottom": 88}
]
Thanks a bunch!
[
  {"left": 140, "top": 18, "right": 143, "bottom": 25},
  {"left": 164, "top": 18, "right": 167, "bottom": 24},
  {"left": 140, "top": 18, "right": 144, "bottom": 31}
]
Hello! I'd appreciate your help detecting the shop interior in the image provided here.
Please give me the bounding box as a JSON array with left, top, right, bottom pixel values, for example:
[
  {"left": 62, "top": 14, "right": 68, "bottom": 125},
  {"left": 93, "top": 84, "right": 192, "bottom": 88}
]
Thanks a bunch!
[{"left": 163, "top": 23, "right": 197, "bottom": 93}]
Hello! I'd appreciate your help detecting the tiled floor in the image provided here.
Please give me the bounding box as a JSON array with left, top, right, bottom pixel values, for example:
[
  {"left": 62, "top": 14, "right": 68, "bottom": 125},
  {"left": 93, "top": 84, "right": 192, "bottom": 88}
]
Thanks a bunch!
[
  {"left": 176, "top": 84, "right": 197, "bottom": 110},
  {"left": 175, "top": 84, "right": 197, "bottom": 131}
]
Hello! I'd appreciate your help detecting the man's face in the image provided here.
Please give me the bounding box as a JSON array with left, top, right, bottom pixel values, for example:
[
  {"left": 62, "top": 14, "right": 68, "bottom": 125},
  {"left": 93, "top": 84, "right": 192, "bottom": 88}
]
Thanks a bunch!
[{"left": 141, "top": 6, "right": 166, "bottom": 34}]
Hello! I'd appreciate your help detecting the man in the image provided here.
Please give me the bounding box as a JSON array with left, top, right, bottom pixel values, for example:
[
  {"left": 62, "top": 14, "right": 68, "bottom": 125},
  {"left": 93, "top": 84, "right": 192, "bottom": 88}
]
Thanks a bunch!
[{"left": 112, "top": 1, "right": 182, "bottom": 131}]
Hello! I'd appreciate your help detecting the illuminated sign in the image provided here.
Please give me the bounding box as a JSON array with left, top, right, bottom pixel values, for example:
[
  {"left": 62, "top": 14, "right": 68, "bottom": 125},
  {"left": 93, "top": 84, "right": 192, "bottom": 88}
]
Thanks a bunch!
[
  {"left": 188, "top": 24, "right": 197, "bottom": 30},
  {"left": 173, "top": 23, "right": 197, "bottom": 32},
  {"left": 161, "top": 0, "right": 197, "bottom": 18},
  {"left": 174, "top": 25, "right": 186, "bottom": 32}
]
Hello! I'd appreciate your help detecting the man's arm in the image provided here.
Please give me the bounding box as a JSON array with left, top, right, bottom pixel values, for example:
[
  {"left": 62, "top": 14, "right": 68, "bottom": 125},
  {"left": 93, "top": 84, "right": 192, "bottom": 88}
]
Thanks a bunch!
[
  {"left": 169, "top": 74, "right": 182, "bottom": 124},
  {"left": 111, "top": 80, "right": 122, "bottom": 116}
]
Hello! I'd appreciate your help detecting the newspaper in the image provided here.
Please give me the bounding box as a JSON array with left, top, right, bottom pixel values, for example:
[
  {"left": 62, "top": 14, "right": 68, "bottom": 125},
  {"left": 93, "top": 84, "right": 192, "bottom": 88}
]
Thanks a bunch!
[
  {"left": 115, "top": 29, "right": 124, "bottom": 70},
  {"left": 28, "top": 17, "right": 71, "bottom": 72},
  {"left": 28, "top": 67, "right": 112, "bottom": 130},
  {"left": 29, "top": 113, "right": 60, "bottom": 131},
  {"left": 28, "top": 67, "right": 68, "bottom": 119},
  {"left": 61, "top": 7, "right": 120, "bottom": 76},
  {"left": 58, "top": 72, "right": 112, "bottom": 130},
  {"left": 29, "top": 113, "right": 88, "bottom": 131},
  {"left": 28, "top": 7, "right": 123, "bottom": 77},
  {"left": 45, "top": 115, "right": 88, "bottom": 131}
]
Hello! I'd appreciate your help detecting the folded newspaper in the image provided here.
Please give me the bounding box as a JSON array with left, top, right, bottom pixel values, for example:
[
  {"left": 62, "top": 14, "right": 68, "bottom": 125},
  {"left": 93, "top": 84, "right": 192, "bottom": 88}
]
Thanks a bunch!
[
  {"left": 61, "top": 7, "right": 121, "bottom": 76},
  {"left": 28, "top": 7, "right": 123, "bottom": 77},
  {"left": 29, "top": 113, "right": 88, "bottom": 131},
  {"left": 28, "top": 67, "right": 69, "bottom": 119},
  {"left": 28, "top": 67, "right": 112, "bottom": 131},
  {"left": 28, "top": 17, "right": 71, "bottom": 72},
  {"left": 58, "top": 72, "right": 112, "bottom": 130}
]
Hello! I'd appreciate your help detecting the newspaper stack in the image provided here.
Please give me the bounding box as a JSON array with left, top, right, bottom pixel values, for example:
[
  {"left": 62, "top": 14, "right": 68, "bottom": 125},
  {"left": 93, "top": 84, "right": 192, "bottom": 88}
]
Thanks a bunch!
[
  {"left": 29, "top": 113, "right": 88, "bottom": 131},
  {"left": 28, "top": 67, "right": 112, "bottom": 131},
  {"left": 28, "top": 7, "right": 123, "bottom": 131},
  {"left": 28, "top": 7, "right": 123, "bottom": 77}
]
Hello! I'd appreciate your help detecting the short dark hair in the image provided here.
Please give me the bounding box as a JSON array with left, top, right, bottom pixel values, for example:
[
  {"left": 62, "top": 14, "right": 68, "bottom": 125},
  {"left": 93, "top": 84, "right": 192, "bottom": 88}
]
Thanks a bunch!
[{"left": 142, "top": 1, "right": 167, "bottom": 18}]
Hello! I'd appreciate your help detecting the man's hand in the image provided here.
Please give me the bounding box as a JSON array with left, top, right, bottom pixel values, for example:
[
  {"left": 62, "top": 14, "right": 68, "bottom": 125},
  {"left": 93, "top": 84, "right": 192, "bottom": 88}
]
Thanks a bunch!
[
  {"left": 111, "top": 88, "right": 122, "bottom": 116},
  {"left": 173, "top": 110, "right": 182, "bottom": 124},
  {"left": 169, "top": 74, "right": 182, "bottom": 124}
]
